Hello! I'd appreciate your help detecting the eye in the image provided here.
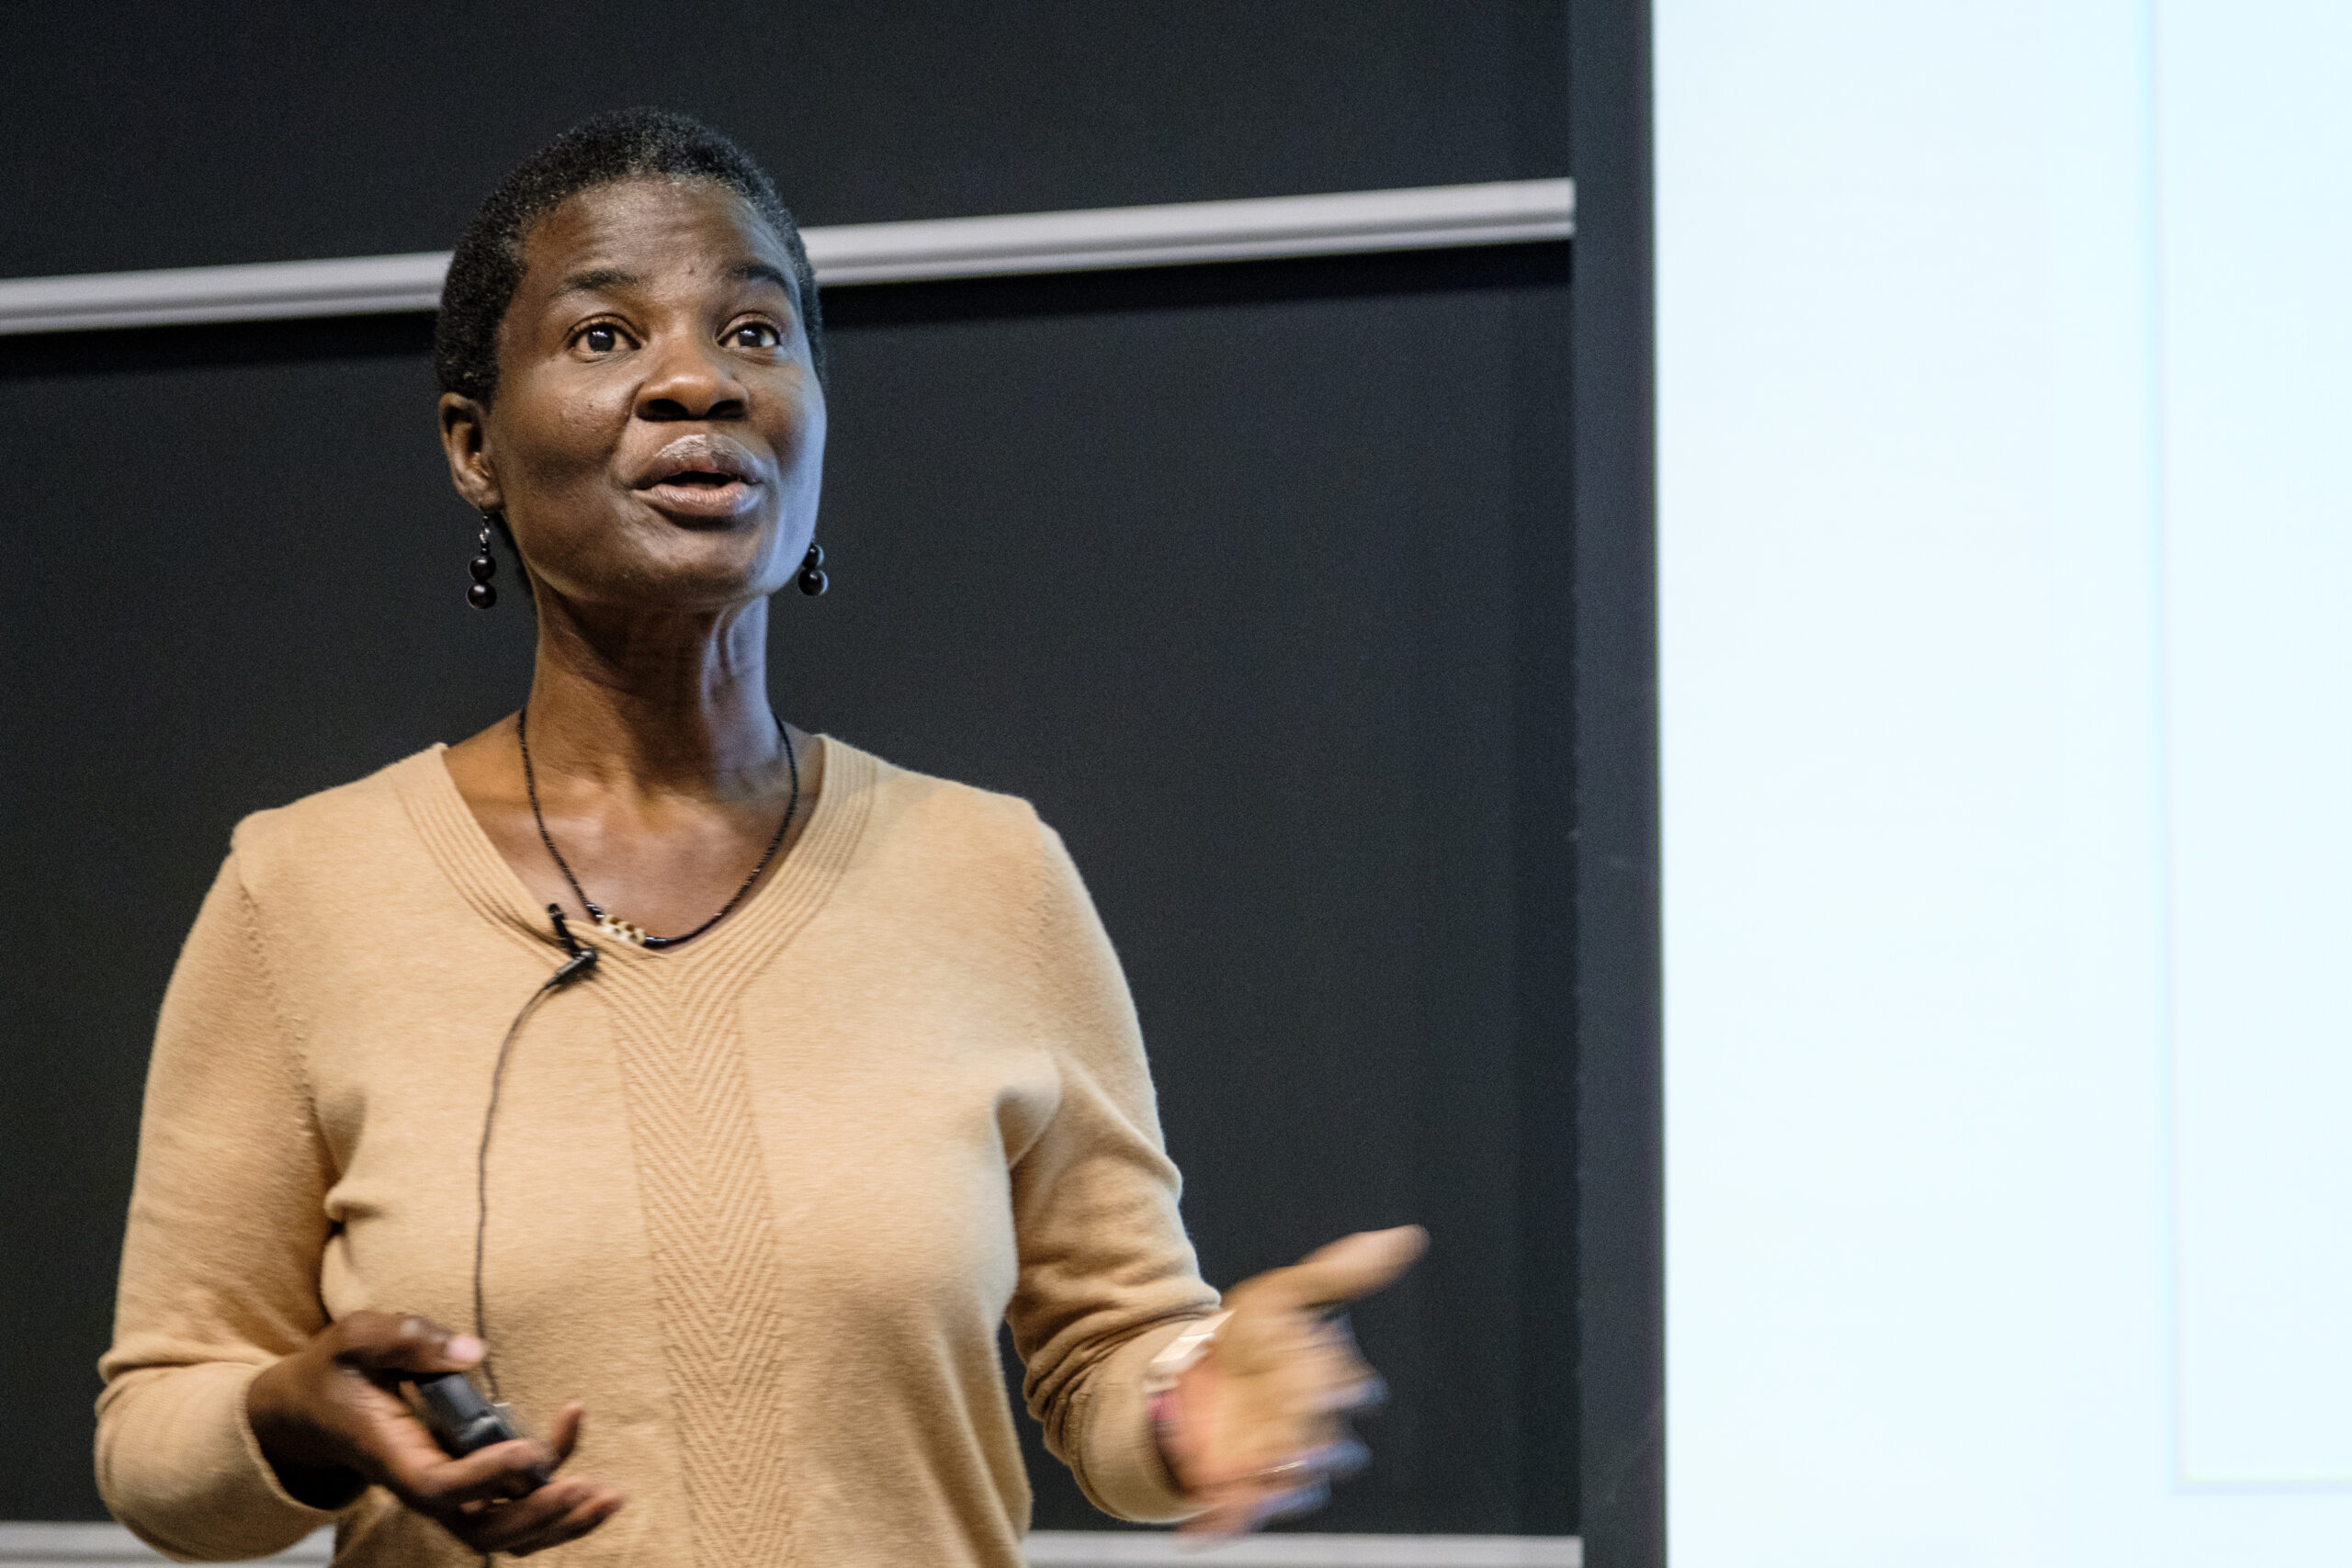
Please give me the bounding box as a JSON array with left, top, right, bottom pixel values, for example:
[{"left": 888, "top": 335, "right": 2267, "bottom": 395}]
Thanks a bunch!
[
  {"left": 727, "top": 321, "right": 782, "bottom": 350},
  {"left": 580, "top": 323, "right": 623, "bottom": 354}
]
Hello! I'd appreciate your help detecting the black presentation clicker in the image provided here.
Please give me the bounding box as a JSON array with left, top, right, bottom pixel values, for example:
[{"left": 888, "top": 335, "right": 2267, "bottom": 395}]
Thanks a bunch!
[{"left": 407, "top": 1373, "right": 548, "bottom": 1488}]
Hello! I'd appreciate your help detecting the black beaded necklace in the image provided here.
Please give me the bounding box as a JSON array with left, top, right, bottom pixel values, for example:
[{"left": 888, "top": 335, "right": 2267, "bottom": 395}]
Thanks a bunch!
[{"left": 515, "top": 705, "right": 800, "bottom": 951}]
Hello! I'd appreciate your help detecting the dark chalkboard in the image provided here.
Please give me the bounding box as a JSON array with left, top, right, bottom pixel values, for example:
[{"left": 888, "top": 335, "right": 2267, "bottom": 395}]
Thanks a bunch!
[{"left": 0, "top": 0, "right": 1611, "bottom": 1541}]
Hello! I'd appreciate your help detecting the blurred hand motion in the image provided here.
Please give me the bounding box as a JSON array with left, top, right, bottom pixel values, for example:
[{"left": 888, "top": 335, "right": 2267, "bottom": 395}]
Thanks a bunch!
[
  {"left": 245, "top": 1311, "right": 624, "bottom": 1558},
  {"left": 1160, "top": 1224, "right": 1428, "bottom": 1536}
]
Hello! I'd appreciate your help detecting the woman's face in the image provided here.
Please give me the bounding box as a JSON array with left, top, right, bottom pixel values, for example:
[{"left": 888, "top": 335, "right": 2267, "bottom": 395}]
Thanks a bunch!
[{"left": 439, "top": 176, "right": 826, "bottom": 613}]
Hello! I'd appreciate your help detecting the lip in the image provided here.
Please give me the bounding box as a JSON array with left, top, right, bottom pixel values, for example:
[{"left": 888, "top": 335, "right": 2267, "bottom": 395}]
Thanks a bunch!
[{"left": 630, "top": 434, "right": 768, "bottom": 519}]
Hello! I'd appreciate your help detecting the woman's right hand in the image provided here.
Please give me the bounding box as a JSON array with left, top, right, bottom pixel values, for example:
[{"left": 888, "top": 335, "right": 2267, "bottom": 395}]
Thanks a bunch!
[{"left": 245, "top": 1311, "right": 624, "bottom": 1558}]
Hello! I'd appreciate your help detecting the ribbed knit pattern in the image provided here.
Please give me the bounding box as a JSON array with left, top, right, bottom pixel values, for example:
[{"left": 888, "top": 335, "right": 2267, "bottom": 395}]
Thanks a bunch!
[
  {"left": 606, "top": 997, "right": 794, "bottom": 1559},
  {"left": 584, "top": 747, "right": 876, "bottom": 1563}
]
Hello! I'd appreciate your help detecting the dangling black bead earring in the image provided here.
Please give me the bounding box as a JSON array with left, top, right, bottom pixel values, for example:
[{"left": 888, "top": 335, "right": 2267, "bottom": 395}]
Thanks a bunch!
[
  {"left": 467, "top": 517, "right": 499, "bottom": 610},
  {"left": 797, "top": 541, "right": 829, "bottom": 596}
]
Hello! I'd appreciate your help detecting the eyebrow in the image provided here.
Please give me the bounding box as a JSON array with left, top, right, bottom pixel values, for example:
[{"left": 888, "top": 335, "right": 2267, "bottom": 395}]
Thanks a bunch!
[
  {"left": 551, "top": 267, "right": 639, "bottom": 301},
  {"left": 548, "top": 261, "right": 794, "bottom": 302},
  {"left": 729, "top": 261, "right": 795, "bottom": 296}
]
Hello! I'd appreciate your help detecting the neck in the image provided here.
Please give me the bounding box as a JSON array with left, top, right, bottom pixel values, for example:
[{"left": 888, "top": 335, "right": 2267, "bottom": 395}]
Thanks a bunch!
[{"left": 521, "top": 592, "right": 786, "bottom": 801}]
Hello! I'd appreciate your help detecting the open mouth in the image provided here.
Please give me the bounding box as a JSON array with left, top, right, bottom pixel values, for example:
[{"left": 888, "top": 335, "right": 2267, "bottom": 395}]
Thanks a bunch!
[{"left": 636, "top": 435, "right": 766, "bottom": 518}]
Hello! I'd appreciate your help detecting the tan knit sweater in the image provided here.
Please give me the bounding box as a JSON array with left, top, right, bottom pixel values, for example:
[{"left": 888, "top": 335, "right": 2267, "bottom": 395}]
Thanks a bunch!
[{"left": 97, "top": 739, "right": 1218, "bottom": 1566}]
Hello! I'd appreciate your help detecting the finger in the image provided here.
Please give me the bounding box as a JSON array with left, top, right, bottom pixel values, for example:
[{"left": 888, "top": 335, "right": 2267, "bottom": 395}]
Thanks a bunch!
[
  {"left": 1269, "top": 1436, "right": 1365, "bottom": 1480},
  {"left": 450, "top": 1483, "right": 583, "bottom": 1546},
  {"left": 1260, "top": 1476, "right": 1330, "bottom": 1523},
  {"left": 394, "top": 1439, "right": 556, "bottom": 1509},
  {"left": 501, "top": 1495, "right": 625, "bottom": 1561},
  {"left": 1260, "top": 1325, "right": 1371, "bottom": 1434},
  {"left": 1245, "top": 1444, "right": 1356, "bottom": 1527},
  {"left": 452, "top": 1438, "right": 559, "bottom": 1503},
  {"left": 503, "top": 1484, "right": 627, "bottom": 1557},
  {"left": 1272, "top": 1226, "right": 1427, "bottom": 1309},
  {"left": 330, "top": 1312, "right": 486, "bottom": 1378},
  {"left": 542, "top": 1403, "right": 584, "bottom": 1468},
  {"left": 1293, "top": 1322, "right": 1383, "bottom": 1415},
  {"left": 1329, "top": 1371, "right": 1387, "bottom": 1416},
  {"left": 449, "top": 1486, "right": 574, "bottom": 1551},
  {"left": 465, "top": 1481, "right": 625, "bottom": 1555},
  {"left": 355, "top": 1393, "right": 478, "bottom": 1491},
  {"left": 1268, "top": 1369, "right": 1347, "bottom": 1458},
  {"left": 1319, "top": 1433, "right": 1371, "bottom": 1478}
]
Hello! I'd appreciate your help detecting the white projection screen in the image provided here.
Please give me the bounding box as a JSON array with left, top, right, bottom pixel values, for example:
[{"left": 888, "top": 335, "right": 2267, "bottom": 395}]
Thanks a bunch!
[{"left": 1658, "top": 2, "right": 2352, "bottom": 1563}]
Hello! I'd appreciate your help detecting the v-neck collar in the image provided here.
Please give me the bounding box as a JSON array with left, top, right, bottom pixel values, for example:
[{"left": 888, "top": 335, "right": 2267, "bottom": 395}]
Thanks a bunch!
[{"left": 392, "top": 734, "right": 877, "bottom": 988}]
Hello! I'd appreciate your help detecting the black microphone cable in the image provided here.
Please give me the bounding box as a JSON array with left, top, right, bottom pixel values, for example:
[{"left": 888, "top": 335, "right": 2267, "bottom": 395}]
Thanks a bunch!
[
  {"left": 470, "top": 905, "right": 598, "bottom": 1401},
  {"left": 392, "top": 908, "right": 600, "bottom": 1568}
]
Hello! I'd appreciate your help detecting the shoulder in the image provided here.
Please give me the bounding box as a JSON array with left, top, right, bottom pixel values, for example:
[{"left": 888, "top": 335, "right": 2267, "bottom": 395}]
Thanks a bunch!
[
  {"left": 832, "top": 737, "right": 1049, "bottom": 849},
  {"left": 824, "top": 737, "right": 1073, "bottom": 909},
  {"left": 823, "top": 742, "right": 1130, "bottom": 1026},
  {"left": 222, "top": 747, "right": 445, "bottom": 898}
]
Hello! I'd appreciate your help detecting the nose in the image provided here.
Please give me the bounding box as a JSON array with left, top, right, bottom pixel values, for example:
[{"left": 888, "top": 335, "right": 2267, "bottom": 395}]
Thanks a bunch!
[{"left": 635, "top": 332, "right": 748, "bottom": 423}]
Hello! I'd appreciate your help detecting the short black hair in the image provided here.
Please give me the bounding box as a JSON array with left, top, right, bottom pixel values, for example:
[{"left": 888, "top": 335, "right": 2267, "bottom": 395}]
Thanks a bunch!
[{"left": 433, "top": 107, "right": 824, "bottom": 405}]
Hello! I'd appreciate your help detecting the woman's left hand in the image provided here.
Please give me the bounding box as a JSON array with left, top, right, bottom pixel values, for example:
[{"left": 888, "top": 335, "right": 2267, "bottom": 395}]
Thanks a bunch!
[{"left": 1158, "top": 1224, "right": 1427, "bottom": 1536}]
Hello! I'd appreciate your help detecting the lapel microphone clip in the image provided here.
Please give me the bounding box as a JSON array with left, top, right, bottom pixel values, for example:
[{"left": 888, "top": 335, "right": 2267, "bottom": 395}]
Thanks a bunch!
[{"left": 547, "top": 904, "right": 599, "bottom": 986}]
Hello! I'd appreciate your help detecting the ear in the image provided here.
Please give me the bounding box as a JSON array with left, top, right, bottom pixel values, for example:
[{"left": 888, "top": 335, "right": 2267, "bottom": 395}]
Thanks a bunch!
[{"left": 437, "top": 393, "right": 503, "bottom": 514}]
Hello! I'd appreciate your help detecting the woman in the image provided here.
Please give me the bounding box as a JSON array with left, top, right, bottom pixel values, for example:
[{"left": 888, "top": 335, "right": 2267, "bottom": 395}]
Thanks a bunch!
[{"left": 96, "top": 109, "right": 1421, "bottom": 1566}]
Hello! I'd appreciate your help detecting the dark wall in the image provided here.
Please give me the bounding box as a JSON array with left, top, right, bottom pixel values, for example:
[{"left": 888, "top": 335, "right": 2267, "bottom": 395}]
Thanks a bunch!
[
  {"left": 1, "top": 2, "right": 1566, "bottom": 278},
  {"left": 0, "top": 0, "right": 1593, "bottom": 1540}
]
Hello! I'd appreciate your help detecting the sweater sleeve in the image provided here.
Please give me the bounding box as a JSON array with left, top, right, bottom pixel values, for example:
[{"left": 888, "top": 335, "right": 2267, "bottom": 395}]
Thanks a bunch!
[
  {"left": 1005, "top": 821, "right": 1222, "bottom": 1523},
  {"left": 96, "top": 846, "right": 343, "bottom": 1562}
]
